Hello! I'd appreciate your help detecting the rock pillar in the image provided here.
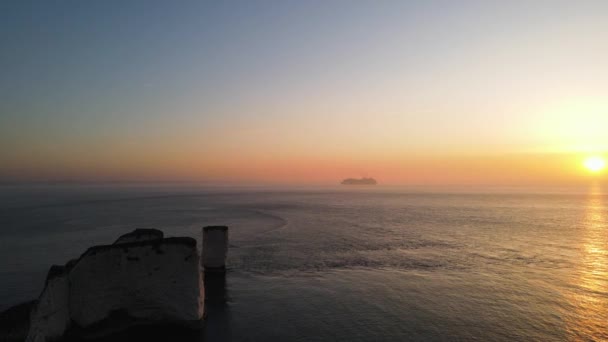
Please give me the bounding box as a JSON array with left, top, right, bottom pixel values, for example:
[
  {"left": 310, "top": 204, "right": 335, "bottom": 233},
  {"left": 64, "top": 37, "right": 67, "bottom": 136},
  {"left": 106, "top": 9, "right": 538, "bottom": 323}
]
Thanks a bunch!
[{"left": 202, "top": 226, "right": 229, "bottom": 271}]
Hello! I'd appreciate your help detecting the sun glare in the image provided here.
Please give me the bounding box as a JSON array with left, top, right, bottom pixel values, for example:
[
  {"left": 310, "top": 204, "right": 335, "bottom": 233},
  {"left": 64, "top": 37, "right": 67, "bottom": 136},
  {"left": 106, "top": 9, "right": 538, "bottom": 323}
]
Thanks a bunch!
[{"left": 584, "top": 156, "right": 606, "bottom": 173}]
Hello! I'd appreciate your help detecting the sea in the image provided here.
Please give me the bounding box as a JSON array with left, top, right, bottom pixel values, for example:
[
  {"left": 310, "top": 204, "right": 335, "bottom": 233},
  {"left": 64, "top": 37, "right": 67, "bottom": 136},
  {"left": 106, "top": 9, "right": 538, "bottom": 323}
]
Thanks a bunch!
[{"left": 0, "top": 184, "right": 606, "bottom": 341}]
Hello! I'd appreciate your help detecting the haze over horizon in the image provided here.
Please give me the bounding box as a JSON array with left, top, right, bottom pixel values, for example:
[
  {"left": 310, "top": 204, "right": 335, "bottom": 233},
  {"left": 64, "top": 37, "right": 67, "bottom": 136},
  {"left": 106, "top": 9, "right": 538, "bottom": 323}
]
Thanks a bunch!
[{"left": 2, "top": 1, "right": 607, "bottom": 186}]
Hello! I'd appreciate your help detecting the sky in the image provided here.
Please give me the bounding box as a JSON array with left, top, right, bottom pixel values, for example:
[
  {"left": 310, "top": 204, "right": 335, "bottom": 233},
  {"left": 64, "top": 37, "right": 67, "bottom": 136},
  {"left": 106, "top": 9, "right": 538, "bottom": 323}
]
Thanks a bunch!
[{"left": 1, "top": 0, "right": 607, "bottom": 185}]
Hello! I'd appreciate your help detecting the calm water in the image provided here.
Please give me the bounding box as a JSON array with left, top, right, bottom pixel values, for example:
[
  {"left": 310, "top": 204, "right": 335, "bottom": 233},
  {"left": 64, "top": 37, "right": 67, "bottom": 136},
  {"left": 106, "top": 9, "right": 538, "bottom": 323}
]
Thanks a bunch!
[{"left": 1, "top": 185, "right": 607, "bottom": 341}]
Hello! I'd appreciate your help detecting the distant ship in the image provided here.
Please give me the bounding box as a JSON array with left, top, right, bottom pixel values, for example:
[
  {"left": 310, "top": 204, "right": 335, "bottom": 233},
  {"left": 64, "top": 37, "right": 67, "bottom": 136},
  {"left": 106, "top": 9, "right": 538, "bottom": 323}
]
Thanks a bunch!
[{"left": 341, "top": 177, "right": 377, "bottom": 185}]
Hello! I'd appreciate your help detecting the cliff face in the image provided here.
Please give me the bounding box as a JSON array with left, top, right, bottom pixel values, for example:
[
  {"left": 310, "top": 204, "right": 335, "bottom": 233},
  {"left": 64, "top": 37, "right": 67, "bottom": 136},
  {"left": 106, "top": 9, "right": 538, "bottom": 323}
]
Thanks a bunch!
[
  {"left": 69, "top": 238, "right": 203, "bottom": 328},
  {"left": 0, "top": 301, "right": 36, "bottom": 342},
  {"left": 113, "top": 228, "right": 164, "bottom": 245},
  {"left": 26, "top": 267, "right": 70, "bottom": 342},
  {"left": 25, "top": 230, "right": 204, "bottom": 342}
]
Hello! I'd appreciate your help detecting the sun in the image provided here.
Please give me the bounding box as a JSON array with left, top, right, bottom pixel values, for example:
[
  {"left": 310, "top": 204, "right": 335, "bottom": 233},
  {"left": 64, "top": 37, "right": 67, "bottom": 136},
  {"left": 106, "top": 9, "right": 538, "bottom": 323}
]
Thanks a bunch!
[{"left": 584, "top": 156, "right": 606, "bottom": 173}]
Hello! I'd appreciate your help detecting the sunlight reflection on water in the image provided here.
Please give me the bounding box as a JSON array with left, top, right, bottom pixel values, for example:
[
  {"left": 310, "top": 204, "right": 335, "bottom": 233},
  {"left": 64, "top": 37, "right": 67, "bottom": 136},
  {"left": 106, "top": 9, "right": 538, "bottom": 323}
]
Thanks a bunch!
[{"left": 566, "top": 184, "right": 608, "bottom": 341}]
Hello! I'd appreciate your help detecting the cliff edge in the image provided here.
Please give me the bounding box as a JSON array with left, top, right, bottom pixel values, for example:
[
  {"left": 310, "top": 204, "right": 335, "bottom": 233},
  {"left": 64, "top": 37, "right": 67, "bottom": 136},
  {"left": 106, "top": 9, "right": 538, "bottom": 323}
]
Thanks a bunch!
[{"left": 25, "top": 229, "right": 204, "bottom": 342}]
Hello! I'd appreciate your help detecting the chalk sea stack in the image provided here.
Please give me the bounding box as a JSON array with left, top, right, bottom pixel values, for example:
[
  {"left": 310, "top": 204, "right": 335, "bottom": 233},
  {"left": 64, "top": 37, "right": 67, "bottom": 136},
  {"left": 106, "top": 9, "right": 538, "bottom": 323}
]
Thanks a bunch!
[
  {"left": 341, "top": 177, "right": 377, "bottom": 185},
  {"left": 202, "top": 226, "right": 229, "bottom": 272},
  {"left": 23, "top": 228, "right": 205, "bottom": 342}
]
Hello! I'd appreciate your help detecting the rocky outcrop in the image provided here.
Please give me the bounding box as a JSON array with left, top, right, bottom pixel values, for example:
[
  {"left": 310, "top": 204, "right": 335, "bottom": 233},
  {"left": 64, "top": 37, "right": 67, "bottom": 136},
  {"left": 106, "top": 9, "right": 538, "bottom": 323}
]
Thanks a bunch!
[
  {"left": 0, "top": 300, "right": 36, "bottom": 342},
  {"left": 69, "top": 237, "right": 203, "bottom": 328},
  {"left": 26, "top": 266, "right": 70, "bottom": 342},
  {"left": 202, "top": 226, "right": 229, "bottom": 271},
  {"left": 113, "top": 228, "right": 164, "bottom": 245},
  {"left": 24, "top": 229, "right": 205, "bottom": 342}
]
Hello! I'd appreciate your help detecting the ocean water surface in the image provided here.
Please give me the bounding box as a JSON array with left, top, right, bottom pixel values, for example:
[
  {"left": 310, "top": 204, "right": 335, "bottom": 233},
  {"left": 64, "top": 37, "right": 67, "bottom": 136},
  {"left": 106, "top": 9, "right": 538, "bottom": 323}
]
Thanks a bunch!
[{"left": 0, "top": 185, "right": 606, "bottom": 341}]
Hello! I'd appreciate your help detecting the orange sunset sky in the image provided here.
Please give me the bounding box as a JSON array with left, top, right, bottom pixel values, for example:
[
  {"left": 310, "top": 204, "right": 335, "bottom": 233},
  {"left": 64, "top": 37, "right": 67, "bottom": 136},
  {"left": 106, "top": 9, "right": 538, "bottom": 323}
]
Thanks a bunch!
[{"left": 1, "top": 1, "right": 607, "bottom": 186}]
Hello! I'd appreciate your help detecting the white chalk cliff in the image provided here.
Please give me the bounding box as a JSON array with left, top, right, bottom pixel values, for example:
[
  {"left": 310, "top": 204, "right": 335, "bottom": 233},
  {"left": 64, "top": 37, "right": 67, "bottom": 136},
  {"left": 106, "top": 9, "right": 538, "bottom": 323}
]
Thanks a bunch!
[
  {"left": 26, "top": 229, "right": 204, "bottom": 342},
  {"left": 113, "top": 228, "right": 164, "bottom": 245},
  {"left": 26, "top": 267, "right": 70, "bottom": 342}
]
